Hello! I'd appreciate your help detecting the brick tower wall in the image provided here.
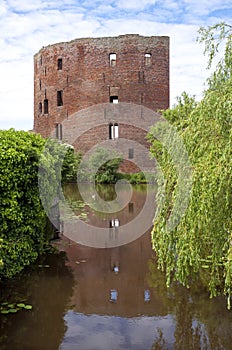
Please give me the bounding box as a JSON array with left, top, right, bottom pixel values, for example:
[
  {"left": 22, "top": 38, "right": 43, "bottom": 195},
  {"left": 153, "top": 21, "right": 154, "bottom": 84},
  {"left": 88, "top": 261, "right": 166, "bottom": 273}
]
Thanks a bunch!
[{"left": 33, "top": 34, "right": 169, "bottom": 173}]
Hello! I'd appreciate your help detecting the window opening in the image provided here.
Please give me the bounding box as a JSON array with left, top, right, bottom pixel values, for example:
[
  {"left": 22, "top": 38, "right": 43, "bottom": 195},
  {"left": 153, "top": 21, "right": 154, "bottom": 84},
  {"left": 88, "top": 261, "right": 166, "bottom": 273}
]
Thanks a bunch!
[
  {"left": 138, "top": 71, "right": 145, "bottom": 83},
  {"left": 44, "top": 99, "right": 48, "bottom": 114},
  {"left": 110, "top": 289, "right": 118, "bottom": 302},
  {"left": 57, "top": 90, "right": 63, "bottom": 106},
  {"left": 110, "top": 95, "right": 118, "bottom": 103},
  {"left": 109, "top": 219, "right": 120, "bottom": 228},
  {"left": 141, "top": 93, "right": 144, "bottom": 104},
  {"left": 39, "top": 79, "right": 42, "bottom": 90},
  {"left": 109, "top": 219, "right": 120, "bottom": 240},
  {"left": 109, "top": 123, "right": 114, "bottom": 139},
  {"left": 144, "top": 290, "right": 151, "bottom": 302},
  {"left": 145, "top": 53, "right": 151, "bottom": 66},
  {"left": 109, "top": 53, "right": 116, "bottom": 67},
  {"left": 128, "top": 148, "right": 134, "bottom": 159},
  {"left": 55, "top": 123, "right": 62, "bottom": 141},
  {"left": 109, "top": 123, "right": 119, "bottom": 139},
  {"left": 114, "top": 123, "right": 119, "bottom": 138},
  {"left": 38, "top": 102, "right": 42, "bottom": 115},
  {"left": 57, "top": 58, "right": 62, "bottom": 70}
]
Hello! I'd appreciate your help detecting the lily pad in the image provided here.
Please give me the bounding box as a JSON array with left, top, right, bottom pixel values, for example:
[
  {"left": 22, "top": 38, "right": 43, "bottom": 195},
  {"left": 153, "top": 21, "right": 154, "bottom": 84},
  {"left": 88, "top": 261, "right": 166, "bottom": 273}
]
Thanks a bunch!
[
  {"left": 1, "top": 310, "right": 9, "bottom": 314},
  {"left": 8, "top": 308, "right": 18, "bottom": 313},
  {"left": 24, "top": 305, "right": 32, "bottom": 310},
  {"left": 7, "top": 304, "right": 15, "bottom": 308},
  {"left": 17, "top": 303, "right": 26, "bottom": 308}
]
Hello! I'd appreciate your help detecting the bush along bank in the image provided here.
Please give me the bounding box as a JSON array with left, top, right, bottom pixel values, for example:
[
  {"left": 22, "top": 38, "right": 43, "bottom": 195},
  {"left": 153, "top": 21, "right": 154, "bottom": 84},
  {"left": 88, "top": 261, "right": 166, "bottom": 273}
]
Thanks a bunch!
[{"left": 0, "top": 130, "right": 79, "bottom": 279}]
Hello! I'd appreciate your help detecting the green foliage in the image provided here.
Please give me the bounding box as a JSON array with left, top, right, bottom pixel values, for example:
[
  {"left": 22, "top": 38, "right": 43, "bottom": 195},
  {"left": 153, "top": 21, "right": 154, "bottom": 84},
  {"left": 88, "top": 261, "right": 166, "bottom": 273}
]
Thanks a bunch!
[
  {"left": 84, "top": 147, "right": 123, "bottom": 183},
  {"left": 61, "top": 147, "right": 81, "bottom": 183},
  {"left": 0, "top": 129, "right": 47, "bottom": 278},
  {"left": 148, "top": 24, "right": 232, "bottom": 307},
  {"left": 197, "top": 22, "right": 232, "bottom": 89},
  {"left": 118, "top": 172, "right": 147, "bottom": 184},
  {"left": 0, "top": 131, "right": 77, "bottom": 279},
  {"left": 1, "top": 301, "right": 32, "bottom": 314}
]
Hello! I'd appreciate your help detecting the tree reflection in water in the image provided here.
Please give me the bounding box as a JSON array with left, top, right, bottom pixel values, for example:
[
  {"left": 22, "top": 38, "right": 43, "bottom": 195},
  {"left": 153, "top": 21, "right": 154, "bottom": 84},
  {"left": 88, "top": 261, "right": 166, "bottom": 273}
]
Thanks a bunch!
[
  {"left": 1, "top": 184, "right": 230, "bottom": 350},
  {"left": 148, "top": 257, "right": 232, "bottom": 350}
]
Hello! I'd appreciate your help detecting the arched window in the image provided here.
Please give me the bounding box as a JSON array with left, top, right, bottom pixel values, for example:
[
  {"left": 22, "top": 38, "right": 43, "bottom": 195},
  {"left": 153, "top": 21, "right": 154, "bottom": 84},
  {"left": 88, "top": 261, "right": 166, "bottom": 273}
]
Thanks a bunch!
[
  {"left": 109, "top": 53, "right": 117, "bottom": 67},
  {"left": 145, "top": 53, "right": 151, "bottom": 66}
]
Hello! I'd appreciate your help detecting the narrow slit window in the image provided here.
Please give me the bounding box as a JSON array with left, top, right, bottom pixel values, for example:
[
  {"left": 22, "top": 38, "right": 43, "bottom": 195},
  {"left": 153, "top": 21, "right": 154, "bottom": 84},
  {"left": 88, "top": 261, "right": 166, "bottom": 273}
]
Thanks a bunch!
[
  {"left": 114, "top": 123, "right": 119, "bottom": 139},
  {"left": 44, "top": 99, "right": 48, "bottom": 114},
  {"left": 39, "top": 79, "right": 42, "bottom": 90},
  {"left": 145, "top": 53, "right": 152, "bottom": 66},
  {"left": 110, "top": 289, "right": 118, "bottom": 302},
  {"left": 109, "top": 123, "right": 113, "bottom": 139},
  {"left": 109, "top": 53, "right": 116, "bottom": 67},
  {"left": 128, "top": 148, "right": 134, "bottom": 159},
  {"left": 110, "top": 95, "right": 118, "bottom": 104},
  {"left": 55, "top": 123, "right": 62, "bottom": 141},
  {"left": 144, "top": 290, "right": 151, "bottom": 302},
  {"left": 57, "top": 58, "right": 62, "bottom": 70},
  {"left": 57, "top": 90, "right": 63, "bottom": 106},
  {"left": 141, "top": 93, "right": 144, "bottom": 104},
  {"left": 38, "top": 102, "right": 42, "bottom": 115}
]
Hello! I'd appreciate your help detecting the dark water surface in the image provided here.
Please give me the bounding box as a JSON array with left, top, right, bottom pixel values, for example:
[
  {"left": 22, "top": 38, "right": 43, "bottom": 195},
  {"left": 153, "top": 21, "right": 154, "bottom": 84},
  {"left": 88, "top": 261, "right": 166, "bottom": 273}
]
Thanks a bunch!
[{"left": 1, "top": 184, "right": 232, "bottom": 350}]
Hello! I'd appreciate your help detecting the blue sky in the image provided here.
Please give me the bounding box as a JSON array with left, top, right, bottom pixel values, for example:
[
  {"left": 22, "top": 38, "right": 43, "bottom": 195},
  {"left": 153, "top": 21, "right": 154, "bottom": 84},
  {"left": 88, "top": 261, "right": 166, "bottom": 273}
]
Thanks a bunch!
[{"left": 0, "top": 0, "right": 231, "bottom": 130}]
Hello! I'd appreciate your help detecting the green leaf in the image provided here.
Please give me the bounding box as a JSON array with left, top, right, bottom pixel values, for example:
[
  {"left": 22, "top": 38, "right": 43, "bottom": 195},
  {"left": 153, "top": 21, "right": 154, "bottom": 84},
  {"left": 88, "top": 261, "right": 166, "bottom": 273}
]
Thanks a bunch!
[
  {"left": 24, "top": 305, "right": 32, "bottom": 310},
  {"left": 17, "top": 303, "right": 26, "bottom": 308},
  {"left": 1, "top": 310, "right": 9, "bottom": 314},
  {"left": 8, "top": 308, "right": 18, "bottom": 313}
]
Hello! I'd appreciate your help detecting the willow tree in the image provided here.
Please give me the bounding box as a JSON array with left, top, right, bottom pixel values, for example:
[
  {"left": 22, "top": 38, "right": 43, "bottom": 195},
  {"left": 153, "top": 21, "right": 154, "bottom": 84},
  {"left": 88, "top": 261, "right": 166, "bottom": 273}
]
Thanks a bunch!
[{"left": 148, "top": 23, "right": 232, "bottom": 308}]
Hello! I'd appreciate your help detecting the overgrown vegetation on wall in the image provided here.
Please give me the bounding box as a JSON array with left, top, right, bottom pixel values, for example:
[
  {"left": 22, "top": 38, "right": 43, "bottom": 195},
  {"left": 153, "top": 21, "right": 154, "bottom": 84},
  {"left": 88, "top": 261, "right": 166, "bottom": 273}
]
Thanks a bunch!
[
  {"left": 148, "top": 23, "right": 232, "bottom": 307},
  {"left": 0, "top": 130, "right": 79, "bottom": 279}
]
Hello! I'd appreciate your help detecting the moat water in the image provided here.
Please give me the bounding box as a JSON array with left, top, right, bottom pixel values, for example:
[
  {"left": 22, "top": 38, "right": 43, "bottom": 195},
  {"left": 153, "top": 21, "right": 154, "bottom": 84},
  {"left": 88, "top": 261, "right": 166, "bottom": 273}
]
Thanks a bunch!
[{"left": 1, "top": 184, "right": 232, "bottom": 350}]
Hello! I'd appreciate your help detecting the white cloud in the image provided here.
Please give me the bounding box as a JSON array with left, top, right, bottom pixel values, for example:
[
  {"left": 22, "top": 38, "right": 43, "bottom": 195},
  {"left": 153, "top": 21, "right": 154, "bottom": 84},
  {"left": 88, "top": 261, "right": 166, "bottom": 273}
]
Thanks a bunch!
[
  {"left": 61, "top": 311, "right": 175, "bottom": 350},
  {"left": 6, "top": 0, "right": 44, "bottom": 12},
  {"left": 0, "top": 0, "right": 228, "bottom": 130},
  {"left": 183, "top": 0, "right": 232, "bottom": 16},
  {"left": 116, "top": 0, "right": 157, "bottom": 10},
  {"left": 0, "top": 1, "right": 7, "bottom": 16}
]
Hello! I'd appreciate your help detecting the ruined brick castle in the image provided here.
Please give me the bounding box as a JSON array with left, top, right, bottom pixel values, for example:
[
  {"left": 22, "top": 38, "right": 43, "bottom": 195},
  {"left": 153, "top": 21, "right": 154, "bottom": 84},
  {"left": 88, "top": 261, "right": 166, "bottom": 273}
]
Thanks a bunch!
[{"left": 33, "top": 34, "right": 169, "bottom": 172}]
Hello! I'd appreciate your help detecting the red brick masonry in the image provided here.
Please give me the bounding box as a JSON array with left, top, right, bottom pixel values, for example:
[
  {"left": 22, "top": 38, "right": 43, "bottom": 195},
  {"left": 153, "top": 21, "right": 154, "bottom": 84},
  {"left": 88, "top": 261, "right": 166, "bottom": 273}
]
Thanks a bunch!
[{"left": 34, "top": 34, "right": 169, "bottom": 173}]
